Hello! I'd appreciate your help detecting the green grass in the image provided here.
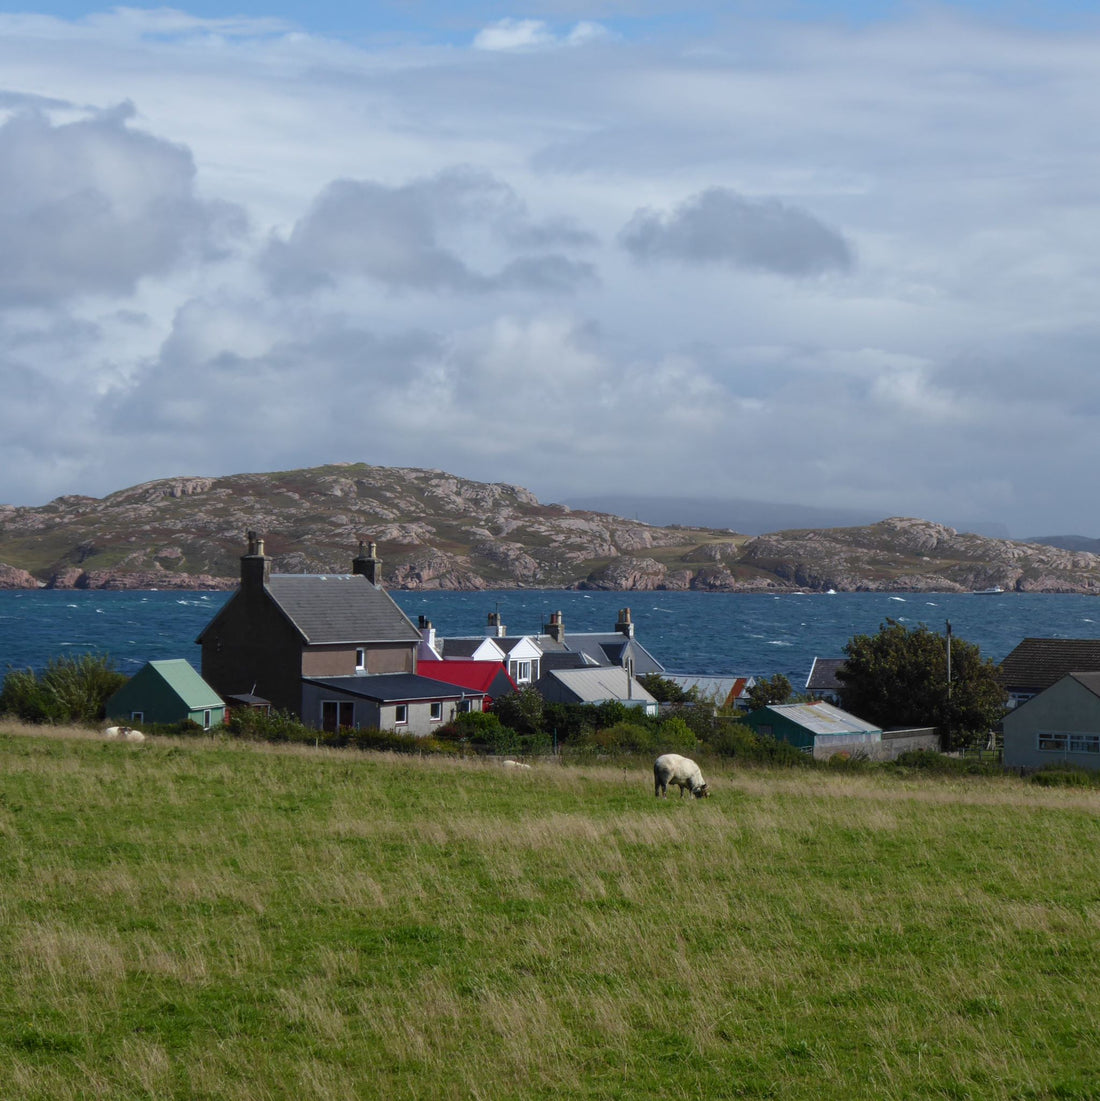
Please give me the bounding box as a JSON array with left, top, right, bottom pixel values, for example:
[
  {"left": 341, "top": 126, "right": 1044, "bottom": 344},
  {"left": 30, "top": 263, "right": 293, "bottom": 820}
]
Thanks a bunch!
[{"left": 1, "top": 723, "right": 1099, "bottom": 1099}]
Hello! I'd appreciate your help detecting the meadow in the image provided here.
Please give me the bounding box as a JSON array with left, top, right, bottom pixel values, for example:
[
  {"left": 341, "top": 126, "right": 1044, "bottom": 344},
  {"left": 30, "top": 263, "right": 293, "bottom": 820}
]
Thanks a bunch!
[{"left": 1, "top": 723, "right": 1099, "bottom": 1100}]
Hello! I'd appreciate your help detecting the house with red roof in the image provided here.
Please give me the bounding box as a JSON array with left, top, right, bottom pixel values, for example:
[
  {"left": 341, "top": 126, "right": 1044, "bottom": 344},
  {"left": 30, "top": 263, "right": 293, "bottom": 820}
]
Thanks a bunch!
[{"left": 417, "top": 660, "right": 518, "bottom": 710}]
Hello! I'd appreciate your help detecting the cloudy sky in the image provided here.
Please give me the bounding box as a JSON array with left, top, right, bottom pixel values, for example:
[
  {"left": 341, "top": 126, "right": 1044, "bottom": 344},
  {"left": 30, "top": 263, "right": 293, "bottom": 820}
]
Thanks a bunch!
[{"left": 1, "top": 1, "right": 1099, "bottom": 535}]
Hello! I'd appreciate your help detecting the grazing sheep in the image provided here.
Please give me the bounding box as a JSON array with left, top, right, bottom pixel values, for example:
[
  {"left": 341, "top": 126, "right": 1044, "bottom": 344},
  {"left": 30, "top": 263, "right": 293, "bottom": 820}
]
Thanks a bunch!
[
  {"left": 501, "top": 759, "right": 532, "bottom": 770},
  {"left": 654, "top": 753, "right": 709, "bottom": 798},
  {"left": 104, "top": 725, "right": 145, "bottom": 743}
]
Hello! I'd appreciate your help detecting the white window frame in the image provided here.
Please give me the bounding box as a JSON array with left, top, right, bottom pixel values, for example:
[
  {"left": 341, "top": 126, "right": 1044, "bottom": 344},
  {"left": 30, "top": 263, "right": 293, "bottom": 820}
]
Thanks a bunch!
[
  {"left": 430, "top": 702, "right": 443, "bottom": 722},
  {"left": 1037, "top": 732, "right": 1068, "bottom": 752},
  {"left": 394, "top": 704, "right": 408, "bottom": 726},
  {"left": 457, "top": 699, "right": 472, "bottom": 714},
  {"left": 514, "top": 660, "right": 531, "bottom": 683},
  {"left": 131, "top": 711, "right": 144, "bottom": 723},
  {"left": 1071, "top": 733, "right": 1100, "bottom": 754},
  {"left": 355, "top": 648, "right": 366, "bottom": 672},
  {"left": 202, "top": 709, "right": 212, "bottom": 730}
]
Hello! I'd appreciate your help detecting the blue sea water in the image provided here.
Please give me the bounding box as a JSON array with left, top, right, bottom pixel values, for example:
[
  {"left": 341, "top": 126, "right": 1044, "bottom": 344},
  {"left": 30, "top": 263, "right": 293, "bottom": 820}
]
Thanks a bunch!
[{"left": 2, "top": 588, "right": 1100, "bottom": 683}]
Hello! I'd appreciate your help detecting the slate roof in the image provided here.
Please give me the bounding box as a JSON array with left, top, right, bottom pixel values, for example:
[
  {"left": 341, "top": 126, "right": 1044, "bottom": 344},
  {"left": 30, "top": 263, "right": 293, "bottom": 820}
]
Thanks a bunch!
[
  {"left": 544, "top": 633, "right": 664, "bottom": 675},
  {"left": 145, "top": 659, "right": 224, "bottom": 709},
  {"left": 437, "top": 637, "right": 506, "bottom": 660},
  {"left": 998, "top": 638, "right": 1100, "bottom": 691},
  {"left": 265, "top": 574, "right": 421, "bottom": 645},
  {"left": 759, "top": 701, "right": 880, "bottom": 736},
  {"left": 540, "top": 650, "right": 599, "bottom": 671},
  {"left": 302, "top": 673, "right": 479, "bottom": 703},
  {"left": 805, "top": 658, "right": 848, "bottom": 693}
]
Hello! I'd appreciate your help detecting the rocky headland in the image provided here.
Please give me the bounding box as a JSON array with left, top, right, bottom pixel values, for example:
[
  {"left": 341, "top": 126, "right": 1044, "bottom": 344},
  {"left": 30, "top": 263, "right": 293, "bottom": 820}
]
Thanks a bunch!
[{"left": 1, "top": 463, "right": 1099, "bottom": 594}]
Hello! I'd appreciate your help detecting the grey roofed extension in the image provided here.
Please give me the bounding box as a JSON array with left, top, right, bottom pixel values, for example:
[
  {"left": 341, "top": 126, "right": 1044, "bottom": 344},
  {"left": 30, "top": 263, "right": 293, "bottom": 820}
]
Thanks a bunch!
[
  {"left": 998, "top": 638, "right": 1100, "bottom": 693},
  {"left": 302, "top": 673, "right": 477, "bottom": 703},
  {"left": 757, "top": 702, "right": 880, "bottom": 736},
  {"left": 265, "top": 574, "right": 421, "bottom": 645}
]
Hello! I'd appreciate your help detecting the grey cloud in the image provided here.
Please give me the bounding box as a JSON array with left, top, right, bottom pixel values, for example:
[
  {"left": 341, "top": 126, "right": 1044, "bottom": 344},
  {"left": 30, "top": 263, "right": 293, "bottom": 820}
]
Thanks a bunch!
[
  {"left": 261, "top": 167, "right": 596, "bottom": 296},
  {"left": 0, "top": 103, "right": 246, "bottom": 306},
  {"left": 619, "top": 188, "right": 854, "bottom": 277}
]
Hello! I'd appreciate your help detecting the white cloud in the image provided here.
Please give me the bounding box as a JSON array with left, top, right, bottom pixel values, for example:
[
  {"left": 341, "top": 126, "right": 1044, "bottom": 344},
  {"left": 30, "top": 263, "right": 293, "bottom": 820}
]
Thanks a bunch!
[{"left": 0, "top": 6, "right": 1099, "bottom": 534}]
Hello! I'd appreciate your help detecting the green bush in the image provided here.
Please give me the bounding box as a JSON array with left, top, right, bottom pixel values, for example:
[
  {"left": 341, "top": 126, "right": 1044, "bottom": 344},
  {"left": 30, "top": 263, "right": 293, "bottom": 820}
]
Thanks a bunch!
[
  {"left": 655, "top": 715, "right": 697, "bottom": 754},
  {"left": 1030, "top": 765, "right": 1100, "bottom": 789},
  {"left": 0, "top": 653, "right": 127, "bottom": 725},
  {"left": 582, "top": 722, "right": 656, "bottom": 753}
]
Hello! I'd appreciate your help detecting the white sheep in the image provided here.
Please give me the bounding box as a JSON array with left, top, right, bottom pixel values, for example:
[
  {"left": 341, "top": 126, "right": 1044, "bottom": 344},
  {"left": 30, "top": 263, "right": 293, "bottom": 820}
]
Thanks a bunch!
[
  {"left": 104, "top": 725, "right": 145, "bottom": 743},
  {"left": 501, "top": 759, "right": 532, "bottom": 770},
  {"left": 654, "top": 753, "right": 709, "bottom": 798}
]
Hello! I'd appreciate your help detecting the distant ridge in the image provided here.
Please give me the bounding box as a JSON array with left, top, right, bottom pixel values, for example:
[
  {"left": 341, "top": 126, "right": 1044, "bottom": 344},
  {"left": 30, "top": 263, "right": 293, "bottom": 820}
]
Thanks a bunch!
[
  {"left": 0, "top": 462, "right": 1095, "bottom": 592},
  {"left": 562, "top": 494, "right": 1011, "bottom": 540}
]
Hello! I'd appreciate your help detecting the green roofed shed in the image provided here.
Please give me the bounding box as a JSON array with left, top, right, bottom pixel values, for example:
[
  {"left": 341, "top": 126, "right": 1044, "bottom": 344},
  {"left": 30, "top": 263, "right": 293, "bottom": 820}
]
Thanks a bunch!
[{"left": 107, "top": 659, "right": 225, "bottom": 730}]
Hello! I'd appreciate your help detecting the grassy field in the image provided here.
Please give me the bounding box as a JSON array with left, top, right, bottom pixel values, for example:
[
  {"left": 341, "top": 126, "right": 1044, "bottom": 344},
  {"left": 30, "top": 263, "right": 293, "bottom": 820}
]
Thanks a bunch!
[{"left": 1, "top": 724, "right": 1099, "bottom": 1100}]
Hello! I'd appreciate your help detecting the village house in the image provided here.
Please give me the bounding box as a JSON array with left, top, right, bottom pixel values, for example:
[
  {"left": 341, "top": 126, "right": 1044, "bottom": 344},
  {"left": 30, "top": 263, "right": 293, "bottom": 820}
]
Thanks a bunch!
[
  {"left": 1002, "top": 672, "right": 1100, "bottom": 771},
  {"left": 535, "top": 666, "right": 659, "bottom": 716},
  {"left": 197, "top": 535, "right": 487, "bottom": 729}
]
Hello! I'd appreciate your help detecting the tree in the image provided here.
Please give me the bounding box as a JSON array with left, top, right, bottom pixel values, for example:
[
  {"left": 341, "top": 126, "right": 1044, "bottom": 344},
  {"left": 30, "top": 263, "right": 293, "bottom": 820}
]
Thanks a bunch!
[
  {"left": 746, "top": 673, "right": 793, "bottom": 712},
  {"left": 490, "top": 685, "right": 544, "bottom": 736},
  {"left": 837, "top": 619, "right": 1006, "bottom": 750}
]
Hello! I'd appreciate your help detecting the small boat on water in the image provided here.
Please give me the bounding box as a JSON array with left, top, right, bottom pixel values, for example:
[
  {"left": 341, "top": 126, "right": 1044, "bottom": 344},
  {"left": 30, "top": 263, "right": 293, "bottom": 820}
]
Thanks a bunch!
[{"left": 974, "top": 586, "right": 1005, "bottom": 595}]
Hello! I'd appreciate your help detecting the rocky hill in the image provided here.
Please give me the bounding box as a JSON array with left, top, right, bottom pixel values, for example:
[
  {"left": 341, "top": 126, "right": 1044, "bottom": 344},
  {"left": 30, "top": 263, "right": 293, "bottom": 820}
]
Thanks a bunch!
[{"left": 1, "top": 463, "right": 1100, "bottom": 594}]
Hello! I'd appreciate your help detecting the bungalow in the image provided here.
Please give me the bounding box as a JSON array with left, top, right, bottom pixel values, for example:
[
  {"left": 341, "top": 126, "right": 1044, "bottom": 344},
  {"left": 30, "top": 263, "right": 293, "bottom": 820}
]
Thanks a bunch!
[
  {"left": 301, "top": 673, "right": 485, "bottom": 736},
  {"left": 1003, "top": 672, "right": 1100, "bottom": 771},
  {"left": 106, "top": 659, "right": 225, "bottom": 730},
  {"left": 998, "top": 638, "right": 1100, "bottom": 709}
]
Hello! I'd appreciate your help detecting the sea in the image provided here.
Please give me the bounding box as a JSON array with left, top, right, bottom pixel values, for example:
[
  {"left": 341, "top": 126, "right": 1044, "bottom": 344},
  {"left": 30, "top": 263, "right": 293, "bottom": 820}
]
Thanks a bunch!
[{"left": 2, "top": 588, "right": 1099, "bottom": 684}]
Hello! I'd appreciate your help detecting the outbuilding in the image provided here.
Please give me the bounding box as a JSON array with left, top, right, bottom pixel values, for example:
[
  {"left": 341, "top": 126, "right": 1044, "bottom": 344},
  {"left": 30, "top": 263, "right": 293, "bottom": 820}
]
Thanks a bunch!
[{"left": 106, "top": 659, "right": 225, "bottom": 729}]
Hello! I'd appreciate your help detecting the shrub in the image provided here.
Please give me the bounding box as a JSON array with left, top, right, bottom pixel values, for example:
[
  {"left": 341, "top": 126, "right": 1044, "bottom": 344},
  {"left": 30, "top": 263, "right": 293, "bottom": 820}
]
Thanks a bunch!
[
  {"left": 655, "top": 715, "right": 697, "bottom": 754},
  {"left": 0, "top": 653, "right": 127, "bottom": 725},
  {"left": 582, "top": 721, "right": 656, "bottom": 754}
]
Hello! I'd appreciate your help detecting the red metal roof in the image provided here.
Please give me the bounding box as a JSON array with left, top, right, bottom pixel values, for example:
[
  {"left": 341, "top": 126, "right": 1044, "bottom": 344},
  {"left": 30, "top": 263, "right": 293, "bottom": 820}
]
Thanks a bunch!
[{"left": 417, "top": 660, "right": 517, "bottom": 695}]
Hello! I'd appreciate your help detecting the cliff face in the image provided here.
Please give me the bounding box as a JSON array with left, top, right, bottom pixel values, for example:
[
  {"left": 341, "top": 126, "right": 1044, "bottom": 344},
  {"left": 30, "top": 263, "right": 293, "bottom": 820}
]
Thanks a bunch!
[{"left": 2, "top": 464, "right": 1099, "bottom": 593}]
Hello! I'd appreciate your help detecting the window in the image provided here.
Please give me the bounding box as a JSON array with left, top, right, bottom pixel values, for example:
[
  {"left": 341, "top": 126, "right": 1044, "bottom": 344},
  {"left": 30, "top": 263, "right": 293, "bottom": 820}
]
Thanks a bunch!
[
  {"left": 514, "top": 660, "right": 531, "bottom": 683},
  {"left": 1071, "top": 734, "right": 1100, "bottom": 754},
  {"left": 202, "top": 709, "right": 212, "bottom": 730},
  {"left": 395, "top": 704, "right": 408, "bottom": 725},
  {"left": 457, "top": 699, "right": 472, "bottom": 714},
  {"left": 322, "top": 701, "right": 355, "bottom": 732},
  {"left": 430, "top": 702, "right": 443, "bottom": 722},
  {"left": 1038, "top": 732, "right": 1068, "bottom": 752},
  {"left": 355, "top": 648, "right": 366, "bottom": 672},
  {"left": 131, "top": 711, "right": 144, "bottom": 723}
]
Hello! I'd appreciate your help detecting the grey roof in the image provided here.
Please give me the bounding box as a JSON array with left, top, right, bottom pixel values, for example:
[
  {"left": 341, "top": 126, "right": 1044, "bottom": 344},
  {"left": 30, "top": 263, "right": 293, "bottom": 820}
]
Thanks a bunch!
[
  {"left": 539, "top": 632, "right": 664, "bottom": 674},
  {"left": 540, "top": 650, "right": 599, "bottom": 671},
  {"left": 540, "top": 667, "right": 658, "bottom": 705},
  {"left": 761, "top": 701, "right": 880, "bottom": 736},
  {"left": 666, "top": 675, "right": 753, "bottom": 702},
  {"left": 805, "top": 658, "right": 847, "bottom": 692},
  {"left": 999, "top": 638, "right": 1100, "bottom": 691},
  {"left": 266, "top": 574, "right": 421, "bottom": 645},
  {"left": 438, "top": 637, "right": 501, "bottom": 659},
  {"left": 303, "top": 673, "right": 480, "bottom": 703}
]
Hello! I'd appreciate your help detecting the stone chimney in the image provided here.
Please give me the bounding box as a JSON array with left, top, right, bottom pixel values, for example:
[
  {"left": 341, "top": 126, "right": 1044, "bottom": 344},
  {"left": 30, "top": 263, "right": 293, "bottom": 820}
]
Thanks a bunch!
[
  {"left": 615, "top": 607, "right": 635, "bottom": 638},
  {"left": 486, "top": 611, "right": 506, "bottom": 638},
  {"left": 352, "top": 540, "right": 382, "bottom": 587},
  {"left": 240, "top": 530, "right": 269, "bottom": 590},
  {"left": 418, "top": 615, "right": 439, "bottom": 659},
  {"left": 544, "top": 610, "right": 565, "bottom": 644}
]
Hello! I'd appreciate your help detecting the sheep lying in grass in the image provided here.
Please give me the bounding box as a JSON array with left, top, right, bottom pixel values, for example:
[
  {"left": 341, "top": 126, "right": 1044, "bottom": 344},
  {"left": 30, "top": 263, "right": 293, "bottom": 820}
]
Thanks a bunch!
[
  {"left": 104, "top": 725, "right": 145, "bottom": 743},
  {"left": 654, "top": 753, "right": 709, "bottom": 798},
  {"left": 501, "top": 759, "right": 532, "bottom": 770}
]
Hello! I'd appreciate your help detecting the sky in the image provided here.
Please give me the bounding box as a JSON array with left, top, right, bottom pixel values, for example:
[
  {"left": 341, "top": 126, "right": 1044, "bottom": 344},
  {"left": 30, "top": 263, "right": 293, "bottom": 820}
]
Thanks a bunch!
[{"left": 1, "top": 2, "right": 1099, "bottom": 535}]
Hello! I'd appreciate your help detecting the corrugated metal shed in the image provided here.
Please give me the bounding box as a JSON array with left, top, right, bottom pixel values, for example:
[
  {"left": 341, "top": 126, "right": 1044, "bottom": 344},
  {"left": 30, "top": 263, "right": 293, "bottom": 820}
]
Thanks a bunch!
[{"left": 760, "top": 701, "right": 879, "bottom": 736}]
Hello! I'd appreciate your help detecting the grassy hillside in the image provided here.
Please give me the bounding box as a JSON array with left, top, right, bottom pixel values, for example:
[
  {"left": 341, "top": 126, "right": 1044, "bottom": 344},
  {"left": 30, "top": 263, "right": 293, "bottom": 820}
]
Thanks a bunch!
[{"left": 1, "top": 725, "right": 1098, "bottom": 1099}]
